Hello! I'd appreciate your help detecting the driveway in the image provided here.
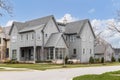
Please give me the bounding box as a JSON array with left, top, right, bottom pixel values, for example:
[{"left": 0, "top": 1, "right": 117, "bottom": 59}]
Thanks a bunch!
[{"left": 0, "top": 66, "right": 120, "bottom": 80}]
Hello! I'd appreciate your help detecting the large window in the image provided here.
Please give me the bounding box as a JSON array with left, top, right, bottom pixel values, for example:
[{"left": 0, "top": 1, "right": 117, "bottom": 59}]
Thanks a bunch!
[
  {"left": 12, "top": 50, "right": 17, "bottom": 60},
  {"left": 47, "top": 48, "right": 53, "bottom": 60},
  {"left": 70, "top": 35, "right": 76, "bottom": 42},
  {"left": 83, "top": 48, "right": 85, "bottom": 54},
  {"left": 56, "top": 48, "right": 65, "bottom": 59}
]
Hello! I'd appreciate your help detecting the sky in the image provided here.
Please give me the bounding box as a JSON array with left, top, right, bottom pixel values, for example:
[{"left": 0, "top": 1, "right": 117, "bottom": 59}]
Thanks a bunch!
[{"left": 1, "top": 0, "right": 120, "bottom": 48}]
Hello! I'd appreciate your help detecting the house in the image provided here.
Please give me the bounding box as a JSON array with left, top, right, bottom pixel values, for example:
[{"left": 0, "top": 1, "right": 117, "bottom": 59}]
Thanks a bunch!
[
  {"left": 95, "top": 37, "right": 114, "bottom": 62},
  {"left": 58, "top": 19, "right": 95, "bottom": 63},
  {"left": 113, "top": 48, "right": 120, "bottom": 61},
  {"left": 9, "top": 15, "right": 68, "bottom": 63},
  {"left": 0, "top": 26, "right": 10, "bottom": 62}
]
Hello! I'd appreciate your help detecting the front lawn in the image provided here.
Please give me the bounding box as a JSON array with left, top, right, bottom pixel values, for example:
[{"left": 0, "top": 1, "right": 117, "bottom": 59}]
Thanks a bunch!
[
  {"left": 73, "top": 70, "right": 120, "bottom": 80},
  {"left": 0, "top": 62, "right": 119, "bottom": 70}
]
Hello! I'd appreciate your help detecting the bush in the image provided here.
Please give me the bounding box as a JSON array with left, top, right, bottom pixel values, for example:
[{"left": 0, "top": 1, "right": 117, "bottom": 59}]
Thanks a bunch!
[
  {"left": 101, "top": 57, "right": 104, "bottom": 63},
  {"left": 94, "top": 58, "right": 100, "bottom": 63},
  {"left": 4, "top": 59, "right": 19, "bottom": 64},
  {"left": 118, "top": 58, "right": 120, "bottom": 62},
  {"left": 65, "top": 56, "right": 68, "bottom": 64},
  {"left": 111, "top": 56, "right": 116, "bottom": 62},
  {"left": 89, "top": 56, "right": 94, "bottom": 64}
]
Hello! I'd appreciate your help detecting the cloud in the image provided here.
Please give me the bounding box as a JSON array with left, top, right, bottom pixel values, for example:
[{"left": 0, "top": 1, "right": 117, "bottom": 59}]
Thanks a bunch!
[
  {"left": 57, "top": 13, "right": 78, "bottom": 23},
  {"left": 88, "top": 8, "right": 95, "bottom": 14},
  {"left": 91, "top": 19, "right": 120, "bottom": 48},
  {"left": 5, "top": 20, "right": 14, "bottom": 27}
]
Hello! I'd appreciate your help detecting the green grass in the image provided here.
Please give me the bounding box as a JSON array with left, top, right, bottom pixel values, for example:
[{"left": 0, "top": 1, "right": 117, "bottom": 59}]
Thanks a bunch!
[
  {"left": 73, "top": 70, "right": 120, "bottom": 80},
  {"left": 0, "top": 62, "right": 119, "bottom": 70}
]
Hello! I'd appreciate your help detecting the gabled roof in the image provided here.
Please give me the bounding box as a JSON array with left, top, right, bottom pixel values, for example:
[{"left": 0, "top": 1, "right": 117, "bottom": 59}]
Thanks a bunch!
[
  {"left": 9, "top": 15, "right": 57, "bottom": 34},
  {"left": 64, "top": 19, "right": 96, "bottom": 38},
  {"left": 45, "top": 33, "right": 62, "bottom": 47},
  {"left": 45, "top": 32, "right": 68, "bottom": 48},
  {"left": 95, "top": 37, "right": 113, "bottom": 54},
  {"left": 114, "top": 48, "right": 120, "bottom": 54}
]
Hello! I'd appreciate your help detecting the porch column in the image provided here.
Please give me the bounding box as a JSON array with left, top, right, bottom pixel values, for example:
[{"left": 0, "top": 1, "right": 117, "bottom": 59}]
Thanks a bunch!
[
  {"left": 53, "top": 48, "right": 56, "bottom": 60},
  {"left": 33, "top": 46, "right": 36, "bottom": 61}
]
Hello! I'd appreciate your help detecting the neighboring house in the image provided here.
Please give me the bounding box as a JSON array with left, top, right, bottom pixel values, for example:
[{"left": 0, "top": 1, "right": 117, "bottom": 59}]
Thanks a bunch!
[
  {"left": 0, "top": 26, "right": 10, "bottom": 62},
  {"left": 113, "top": 48, "right": 120, "bottom": 61},
  {"left": 95, "top": 37, "right": 114, "bottom": 62},
  {"left": 58, "top": 19, "right": 95, "bottom": 63},
  {"left": 9, "top": 15, "right": 68, "bottom": 63}
]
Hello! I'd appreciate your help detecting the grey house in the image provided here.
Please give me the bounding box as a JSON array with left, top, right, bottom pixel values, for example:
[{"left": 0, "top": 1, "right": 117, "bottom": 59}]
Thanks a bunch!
[
  {"left": 95, "top": 37, "right": 114, "bottom": 62},
  {"left": 9, "top": 15, "right": 68, "bottom": 63},
  {"left": 113, "top": 48, "right": 120, "bottom": 61},
  {"left": 58, "top": 19, "right": 95, "bottom": 63}
]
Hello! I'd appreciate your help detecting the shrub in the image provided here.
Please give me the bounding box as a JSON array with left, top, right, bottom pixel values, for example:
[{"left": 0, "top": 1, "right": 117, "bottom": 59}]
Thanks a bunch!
[
  {"left": 94, "top": 58, "right": 100, "bottom": 63},
  {"left": 65, "top": 56, "right": 69, "bottom": 64},
  {"left": 101, "top": 57, "right": 104, "bottom": 63},
  {"left": 118, "top": 58, "right": 120, "bottom": 62},
  {"left": 111, "top": 56, "right": 116, "bottom": 62},
  {"left": 89, "top": 56, "right": 94, "bottom": 64},
  {"left": 4, "top": 59, "right": 19, "bottom": 64}
]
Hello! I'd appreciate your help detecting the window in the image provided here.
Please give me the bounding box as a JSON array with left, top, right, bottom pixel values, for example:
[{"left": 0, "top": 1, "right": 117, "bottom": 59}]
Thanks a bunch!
[
  {"left": 21, "top": 50, "right": 24, "bottom": 57},
  {"left": 90, "top": 49, "right": 92, "bottom": 54},
  {"left": 26, "top": 34, "right": 28, "bottom": 40},
  {"left": 56, "top": 48, "right": 64, "bottom": 59},
  {"left": 70, "top": 35, "right": 76, "bottom": 42},
  {"left": 73, "top": 49, "right": 76, "bottom": 55},
  {"left": 32, "top": 33, "right": 34, "bottom": 40},
  {"left": 83, "top": 49, "right": 85, "bottom": 54},
  {"left": 12, "top": 50, "right": 17, "bottom": 59}
]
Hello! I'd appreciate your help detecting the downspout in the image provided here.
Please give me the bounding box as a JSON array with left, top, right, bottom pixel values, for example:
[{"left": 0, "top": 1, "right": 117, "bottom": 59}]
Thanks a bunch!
[{"left": 33, "top": 31, "right": 36, "bottom": 63}]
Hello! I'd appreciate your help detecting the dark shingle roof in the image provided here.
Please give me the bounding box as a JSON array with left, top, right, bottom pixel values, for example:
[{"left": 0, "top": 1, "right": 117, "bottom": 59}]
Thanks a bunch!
[
  {"left": 65, "top": 19, "right": 88, "bottom": 34},
  {"left": 45, "top": 33, "right": 62, "bottom": 47},
  {"left": 10, "top": 15, "right": 54, "bottom": 34}
]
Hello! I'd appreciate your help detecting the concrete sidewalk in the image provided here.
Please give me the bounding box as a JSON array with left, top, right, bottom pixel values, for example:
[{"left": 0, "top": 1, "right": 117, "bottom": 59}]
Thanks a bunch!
[{"left": 0, "top": 66, "right": 120, "bottom": 80}]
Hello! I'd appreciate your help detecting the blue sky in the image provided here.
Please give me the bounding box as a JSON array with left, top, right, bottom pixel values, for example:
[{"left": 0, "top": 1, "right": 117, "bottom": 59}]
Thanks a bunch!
[
  {"left": 1, "top": 0, "right": 120, "bottom": 26},
  {"left": 1, "top": 0, "right": 120, "bottom": 48}
]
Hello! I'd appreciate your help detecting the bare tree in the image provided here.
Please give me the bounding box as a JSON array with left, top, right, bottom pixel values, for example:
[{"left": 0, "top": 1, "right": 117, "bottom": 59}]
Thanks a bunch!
[
  {"left": 108, "top": 10, "right": 120, "bottom": 33},
  {"left": 0, "top": 0, "right": 13, "bottom": 16}
]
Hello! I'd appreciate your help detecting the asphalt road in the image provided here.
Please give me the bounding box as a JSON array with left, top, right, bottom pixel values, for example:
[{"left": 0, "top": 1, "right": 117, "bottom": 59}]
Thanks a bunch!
[{"left": 0, "top": 66, "right": 120, "bottom": 80}]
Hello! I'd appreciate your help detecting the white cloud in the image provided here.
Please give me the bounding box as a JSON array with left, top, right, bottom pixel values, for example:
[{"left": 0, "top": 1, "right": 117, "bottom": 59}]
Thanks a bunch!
[
  {"left": 91, "top": 19, "right": 120, "bottom": 48},
  {"left": 57, "top": 13, "right": 78, "bottom": 23},
  {"left": 5, "top": 20, "right": 14, "bottom": 27},
  {"left": 88, "top": 8, "right": 95, "bottom": 14}
]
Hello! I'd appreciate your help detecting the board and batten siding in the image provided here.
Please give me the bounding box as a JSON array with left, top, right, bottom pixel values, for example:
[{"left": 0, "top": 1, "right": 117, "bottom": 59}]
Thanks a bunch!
[{"left": 80, "top": 22, "right": 94, "bottom": 63}]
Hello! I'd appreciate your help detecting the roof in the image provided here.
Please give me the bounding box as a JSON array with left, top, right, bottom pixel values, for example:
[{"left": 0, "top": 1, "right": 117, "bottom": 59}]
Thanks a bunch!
[
  {"left": 95, "top": 37, "right": 113, "bottom": 54},
  {"left": 114, "top": 48, "right": 120, "bottom": 54},
  {"left": 65, "top": 19, "right": 88, "bottom": 34},
  {"left": 64, "top": 19, "right": 96, "bottom": 38},
  {"left": 9, "top": 15, "right": 54, "bottom": 34},
  {"left": 45, "top": 33, "right": 62, "bottom": 47}
]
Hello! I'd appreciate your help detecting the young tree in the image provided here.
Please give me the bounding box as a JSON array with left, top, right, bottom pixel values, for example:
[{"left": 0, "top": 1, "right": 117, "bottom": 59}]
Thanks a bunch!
[{"left": 0, "top": 0, "right": 13, "bottom": 16}]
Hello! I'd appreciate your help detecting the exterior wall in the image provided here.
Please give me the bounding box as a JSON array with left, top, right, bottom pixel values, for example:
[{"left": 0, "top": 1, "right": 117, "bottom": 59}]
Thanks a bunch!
[
  {"left": 105, "top": 46, "right": 114, "bottom": 62},
  {"left": 44, "top": 19, "right": 59, "bottom": 44},
  {"left": 80, "top": 22, "right": 94, "bottom": 63},
  {"left": 9, "top": 26, "right": 20, "bottom": 61},
  {"left": 66, "top": 34, "right": 81, "bottom": 60}
]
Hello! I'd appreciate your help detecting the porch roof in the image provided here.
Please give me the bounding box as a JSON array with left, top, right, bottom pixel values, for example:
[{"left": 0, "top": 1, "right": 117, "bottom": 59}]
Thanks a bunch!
[{"left": 45, "top": 33, "right": 62, "bottom": 47}]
